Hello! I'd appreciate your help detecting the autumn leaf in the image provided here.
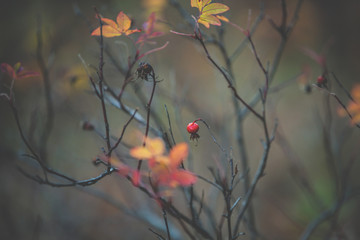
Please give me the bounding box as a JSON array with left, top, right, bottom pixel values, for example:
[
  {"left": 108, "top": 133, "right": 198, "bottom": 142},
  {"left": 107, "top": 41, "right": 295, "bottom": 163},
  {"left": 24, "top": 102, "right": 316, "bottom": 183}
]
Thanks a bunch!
[
  {"left": 302, "top": 47, "right": 326, "bottom": 68},
  {"left": 338, "top": 84, "right": 360, "bottom": 124},
  {"left": 91, "top": 11, "right": 141, "bottom": 38},
  {"left": 131, "top": 170, "right": 142, "bottom": 187},
  {"left": 142, "top": 0, "right": 167, "bottom": 13},
  {"left": 136, "top": 12, "right": 163, "bottom": 44},
  {"left": 130, "top": 137, "right": 165, "bottom": 160},
  {"left": 1, "top": 62, "right": 39, "bottom": 80},
  {"left": 130, "top": 138, "right": 197, "bottom": 188},
  {"left": 151, "top": 143, "right": 197, "bottom": 188},
  {"left": 191, "top": 0, "right": 229, "bottom": 28}
]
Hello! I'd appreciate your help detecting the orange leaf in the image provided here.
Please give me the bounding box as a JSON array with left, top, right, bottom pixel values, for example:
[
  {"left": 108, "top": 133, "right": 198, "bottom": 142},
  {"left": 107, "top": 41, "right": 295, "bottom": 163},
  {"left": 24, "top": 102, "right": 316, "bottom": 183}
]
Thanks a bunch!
[
  {"left": 116, "top": 12, "right": 131, "bottom": 32},
  {"left": 170, "top": 170, "right": 197, "bottom": 186},
  {"left": 169, "top": 143, "right": 188, "bottom": 168},
  {"left": 156, "top": 169, "right": 197, "bottom": 187},
  {"left": 91, "top": 25, "right": 122, "bottom": 37},
  {"left": 129, "top": 137, "right": 197, "bottom": 189},
  {"left": 351, "top": 85, "right": 360, "bottom": 100},
  {"left": 100, "top": 17, "right": 118, "bottom": 29},
  {"left": 91, "top": 11, "right": 140, "bottom": 38}
]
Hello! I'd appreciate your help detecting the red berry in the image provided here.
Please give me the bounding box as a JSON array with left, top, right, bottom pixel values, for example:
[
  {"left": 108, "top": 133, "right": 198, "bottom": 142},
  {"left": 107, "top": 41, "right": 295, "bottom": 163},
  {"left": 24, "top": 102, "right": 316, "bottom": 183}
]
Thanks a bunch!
[
  {"left": 317, "top": 75, "right": 326, "bottom": 85},
  {"left": 187, "top": 122, "right": 199, "bottom": 134}
]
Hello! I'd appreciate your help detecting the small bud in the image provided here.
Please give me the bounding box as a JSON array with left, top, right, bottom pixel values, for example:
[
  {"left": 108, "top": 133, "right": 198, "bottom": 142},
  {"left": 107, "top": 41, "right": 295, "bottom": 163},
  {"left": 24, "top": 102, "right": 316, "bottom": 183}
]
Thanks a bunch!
[
  {"left": 304, "top": 84, "right": 312, "bottom": 94},
  {"left": 81, "top": 121, "right": 94, "bottom": 131}
]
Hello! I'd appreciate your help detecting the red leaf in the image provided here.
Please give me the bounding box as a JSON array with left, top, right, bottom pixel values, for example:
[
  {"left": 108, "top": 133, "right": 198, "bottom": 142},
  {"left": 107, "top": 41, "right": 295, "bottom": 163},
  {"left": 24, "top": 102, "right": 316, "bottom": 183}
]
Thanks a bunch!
[{"left": 1, "top": 63, "right": 16, "bottom": 79}]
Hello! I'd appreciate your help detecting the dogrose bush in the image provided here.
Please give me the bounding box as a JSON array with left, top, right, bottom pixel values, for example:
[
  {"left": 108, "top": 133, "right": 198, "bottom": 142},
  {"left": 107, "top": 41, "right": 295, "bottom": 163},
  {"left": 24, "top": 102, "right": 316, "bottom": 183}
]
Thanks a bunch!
[{"left": 1, "top": 0, "right": 360, "bottom": 239}]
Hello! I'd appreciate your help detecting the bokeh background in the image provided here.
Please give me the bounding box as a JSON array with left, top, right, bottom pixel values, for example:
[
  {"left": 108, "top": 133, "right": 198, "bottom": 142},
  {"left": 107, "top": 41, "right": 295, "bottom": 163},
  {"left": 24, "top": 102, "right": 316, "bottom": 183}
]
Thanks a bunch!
[{"left": 1, "top": 0, "right": 360, "bottom": 239}]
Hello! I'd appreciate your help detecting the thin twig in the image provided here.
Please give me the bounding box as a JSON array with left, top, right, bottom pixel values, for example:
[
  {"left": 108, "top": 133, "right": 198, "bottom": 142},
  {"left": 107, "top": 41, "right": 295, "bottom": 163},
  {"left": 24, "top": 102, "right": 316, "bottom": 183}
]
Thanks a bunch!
[
  {"left": 230, "top": 2, "right": 265, "bottom": 61},
  {"left": 331, "top": 72, "right": 354, "bottom": 102},
  {"left": 247, "top": 34, "right": 269, "bottom": 99},
  {"left": 241, "top": 0, "right": 305, "bottom": 117},
  {"left": 149, "top": 228, "right": 165, "bottom": 240},
  {"left": 313, "top": 84, "right": 360, "bottom": 128},
  {"left": 233, "top": 121, "right": 278, "bottom": 235},
  {"left": 108, "top": 109, "right": 138, "bottom": 156},
  {"left": 94, "top": 9, "right": 113, "bottom": 168},
  {"left": 165, "top": 105, "right": 176, "bottom": 146},
  {"left": 195, "top": 32, "right": 262, "bottom": 120},
  {"left": 196, "top": 118, "right": 226, "bottom": 153},
  {"left": 138, "top": 68, "right": 158, "bottom": 170},
  {"left": 36, "top": 16, "right": 54, "bottom": 162},
  {"left": 196, "top": 174, "right": 223, "bottom": 191},
  {"left": 162, "top": 208, "right": 172, "bottom": 240}
]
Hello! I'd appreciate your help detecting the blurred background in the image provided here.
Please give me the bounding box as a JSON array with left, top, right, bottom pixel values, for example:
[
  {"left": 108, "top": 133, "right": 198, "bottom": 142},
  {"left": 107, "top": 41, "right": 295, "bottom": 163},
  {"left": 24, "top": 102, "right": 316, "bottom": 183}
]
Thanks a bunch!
[{"left": 1, "top": 0, "right": 360, "bottom": 239}]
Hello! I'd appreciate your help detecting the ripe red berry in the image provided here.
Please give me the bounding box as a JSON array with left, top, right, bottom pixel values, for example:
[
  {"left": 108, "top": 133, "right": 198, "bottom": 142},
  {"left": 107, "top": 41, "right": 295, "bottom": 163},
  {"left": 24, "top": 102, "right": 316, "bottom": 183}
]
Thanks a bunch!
[
  {"left": 317, "top": 75, "right": 326, "bottom": 85},
  {"left": 187, "top": 122, "right": 199, "bottom": 134}
]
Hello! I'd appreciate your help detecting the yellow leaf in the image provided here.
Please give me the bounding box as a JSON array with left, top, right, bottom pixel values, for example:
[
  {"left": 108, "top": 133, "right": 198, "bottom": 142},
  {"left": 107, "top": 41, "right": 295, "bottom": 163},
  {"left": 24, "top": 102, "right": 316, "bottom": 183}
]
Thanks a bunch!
[
  {"left": 191, "top": 0, "right": 229, "bottom": 28},
  {"left": 199, "top": 14, "right": 221, "bottom": 28},
  {"left": 91, "top": 25, "right": 122, "bottom": 37},
  {"left": 146, "top": 137, "right": 165, "bottom": 156},
  {"left": 202, "top": 3, "right": 229, "bottom": 15},
  {"left": 216, "top": 15, "right": 229, "bottom": 22},
  {"left": 191, "top": 0, "right": 199, "bottom": 8},
  {"left": 130, "top": 146, "right": 153, "bottom": 159}
]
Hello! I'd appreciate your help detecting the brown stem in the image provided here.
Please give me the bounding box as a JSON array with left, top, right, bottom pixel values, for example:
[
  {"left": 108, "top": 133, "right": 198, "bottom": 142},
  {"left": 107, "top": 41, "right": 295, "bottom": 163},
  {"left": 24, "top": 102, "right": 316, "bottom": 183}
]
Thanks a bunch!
[
  {"left": 36, "top": 16, "right": 54, "bottom": 162},
  {"left": 162, "top": 208, "right": 172, "bottom": 240},
  {"left": 137, "top": 70, "right": 157, "bottom": 170},
  {"left": 196, "top": 32, "right": 263, "bottom": 120}
]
